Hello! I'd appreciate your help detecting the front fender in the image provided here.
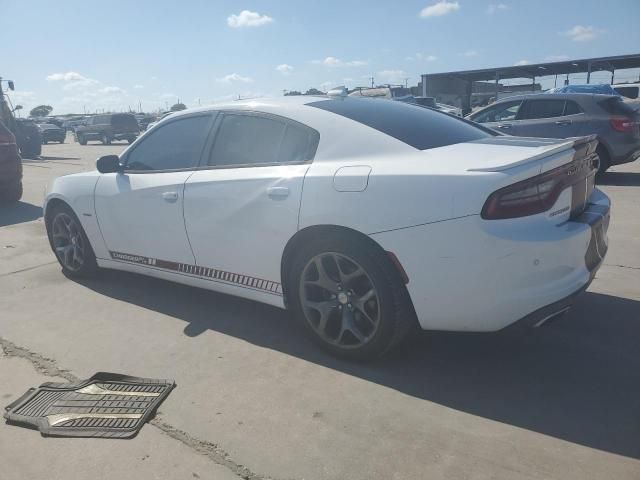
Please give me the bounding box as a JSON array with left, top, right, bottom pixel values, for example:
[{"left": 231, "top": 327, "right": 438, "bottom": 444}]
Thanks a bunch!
[{"left": 44, "top": 171, "right": 109, "bottom": 259}]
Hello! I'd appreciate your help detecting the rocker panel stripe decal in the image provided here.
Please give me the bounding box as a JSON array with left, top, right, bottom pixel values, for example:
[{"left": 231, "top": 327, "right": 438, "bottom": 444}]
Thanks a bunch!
[{"left": 109, "top": 251, "right": 283, "bottom": 295}]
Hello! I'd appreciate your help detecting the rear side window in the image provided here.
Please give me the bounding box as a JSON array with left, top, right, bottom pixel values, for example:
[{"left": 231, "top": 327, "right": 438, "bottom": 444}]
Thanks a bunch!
[
  {"left": 520, "top": 99, "right": 566, "bottom": 119},
  {"left": 614, "top": 86, "right": 639, "bottom": 99},
  {"left": 309, "top": 98, "right": 490, "bottom": 150},
  {"left": 599, "top": 97, "right": 638, "bottom": 116},
  {"left": 125, "top": 115, "right": 213, "bottom": 171},
  {"left": 207, "top": 114, "right": 318, "bottom": 167},
  {"left": 111, "top": 114, "right": 139, "bottom": 129},
  {"left": 564, "top": 101, "right": 582, "bottom": 115}
]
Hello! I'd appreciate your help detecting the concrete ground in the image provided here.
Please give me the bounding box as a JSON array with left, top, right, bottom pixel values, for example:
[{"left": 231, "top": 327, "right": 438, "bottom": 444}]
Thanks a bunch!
[{"left": 1, "top": 135, "right": 639, "bottom": 480}]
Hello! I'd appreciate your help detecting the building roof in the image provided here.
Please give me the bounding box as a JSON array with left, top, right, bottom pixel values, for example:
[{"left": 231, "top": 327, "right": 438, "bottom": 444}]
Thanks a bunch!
[{"left": 422, "top": 53, "right": 640, "bottom": 82}]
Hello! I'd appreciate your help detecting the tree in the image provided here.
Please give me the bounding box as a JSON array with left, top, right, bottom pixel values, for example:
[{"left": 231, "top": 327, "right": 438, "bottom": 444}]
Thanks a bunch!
[
  {"left": 304, "top": 88, "right": 325, "bottom": 95},
  {"left": 170, "top": 103, "right": 186, "bottom": 111},
  {"left": 29, "top": 105, "right": 53, "bottom": 117},
  {"left": 284, "top": 90, "right": 302, "bottom": 96}
]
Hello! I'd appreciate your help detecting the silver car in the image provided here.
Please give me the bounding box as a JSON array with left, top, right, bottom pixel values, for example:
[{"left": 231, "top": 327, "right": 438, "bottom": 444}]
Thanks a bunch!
[{"left": 468, "top": 93, "right": 640, "bottom": 173}]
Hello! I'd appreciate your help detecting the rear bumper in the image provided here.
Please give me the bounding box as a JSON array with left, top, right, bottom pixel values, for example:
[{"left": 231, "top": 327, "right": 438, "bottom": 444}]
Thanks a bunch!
[{"left": 371, "top": 188, "right": 610, "bottom": 332}]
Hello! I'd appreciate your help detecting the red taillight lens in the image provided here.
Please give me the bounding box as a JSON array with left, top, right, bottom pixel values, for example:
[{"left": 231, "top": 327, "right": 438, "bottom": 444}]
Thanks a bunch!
[
  {"left": 610, "top": 117, "right": 636, "bottom": 133},
  {"left": 482, "top": 163, "right": 580, "bottom": 220}
]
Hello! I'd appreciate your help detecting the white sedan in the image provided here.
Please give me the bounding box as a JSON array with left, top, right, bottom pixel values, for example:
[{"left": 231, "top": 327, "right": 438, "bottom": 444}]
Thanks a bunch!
[{"left": 44, "top": 96, "right": 610, "bottom": 360}]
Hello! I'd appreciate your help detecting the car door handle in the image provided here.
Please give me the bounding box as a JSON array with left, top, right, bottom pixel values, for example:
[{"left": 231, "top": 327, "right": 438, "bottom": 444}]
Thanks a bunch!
[
  {"left": 267, "top": 187, "right": 290, "bottom": 199},
  {"left": 162, "top": 191, "right": 179, "bottom": 202},
  {"left": 555, "top": 120, "right": 572, "bottom": 126},
  {"left": 497, "top": 123, "right": 512, "bottom": 129}
]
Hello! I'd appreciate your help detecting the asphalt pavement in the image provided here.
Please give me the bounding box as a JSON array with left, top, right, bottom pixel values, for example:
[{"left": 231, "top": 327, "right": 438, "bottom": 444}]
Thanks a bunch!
[{"left": 1, "top": 134, "right": 639, "bottom": 480}]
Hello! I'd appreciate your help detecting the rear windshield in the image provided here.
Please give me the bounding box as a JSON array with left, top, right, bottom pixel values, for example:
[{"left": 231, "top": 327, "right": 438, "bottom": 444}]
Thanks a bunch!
[
  {"left": 307, "top": 98, "right": 492, "bottom": 150},
  {"left": 111, "top": 114, "right": 139, "bottom": 128},
  {"left": 598, "top": 97, "right": 638, "bottom": 116}
]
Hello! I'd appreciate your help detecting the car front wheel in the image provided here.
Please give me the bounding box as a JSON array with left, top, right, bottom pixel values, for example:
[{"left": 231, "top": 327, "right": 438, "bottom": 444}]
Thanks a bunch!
[
  {"left": 47, "top": 205, "right": 98, "bottom": 277},
  {"left": 289, "top": 234, "right": 415, "bottom": 361}
]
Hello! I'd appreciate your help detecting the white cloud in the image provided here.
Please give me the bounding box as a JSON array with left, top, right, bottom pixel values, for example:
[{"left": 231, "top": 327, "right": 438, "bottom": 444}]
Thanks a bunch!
[
  {"left": 487, "top": 3, "right": 509, "bottom": 14},
  {"left": 563, "top": 25, "right": 602, "bottom": 42},
  {"left": 419, "top": 1, "right": 460, "bottom": 18},
  {"left": 216, "top": 73, "right": 254, "bottom": 84},
  {"left": 462, "top": 50, "right": 478, "bottom": 57},
  {"left": 545, "top": 55, "right": 570, "bottom": 62},
  {"left": 46, "top": 71, "right": 98, "bottom": 90},
  {"left": 100, "top": 86, "right": 125, "bottom": 94},
  {"left": 406, "top": 53, "right": 438, "bottom": 61},
  {"left": 46, "top": 71, "right": 87, "bottom": 82},
  {"left": 378, "top": 69, "right": 407, "bottom": 83},
  {"left": 312, "top": 57, "right": 367, "bottom": 67},
  {"left": 514, "top": 60, "right": 530, "bottom": 66},
  {"left": 276, "top": 64, "right": 294, "bottom": 75},
  {"left": 133, "top": 84, "right": 144, "bottom": 89},
  {"left": 227, "top": 10, "right": 273, "bottom": 28}
]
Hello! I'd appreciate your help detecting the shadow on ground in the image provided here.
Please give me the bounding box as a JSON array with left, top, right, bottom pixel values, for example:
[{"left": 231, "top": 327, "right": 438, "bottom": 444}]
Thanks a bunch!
[
  {"left": 597, "top": 171, "right": 640, "bottom": 187},
  {"left": 75, "top": 269, "right": 640, "bottom": 459},
  {"left": 0, "top": 201, "right": 43, "bottom": 227}
]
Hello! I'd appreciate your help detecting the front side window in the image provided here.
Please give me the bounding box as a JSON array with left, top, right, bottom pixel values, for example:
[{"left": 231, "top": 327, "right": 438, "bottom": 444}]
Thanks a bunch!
[
  {"left": 125, "top": 115, "right": 213, "bottom": 171},
  {"left": 207, "top": 114, "right": 318, "bottom": 167},
  {"left": 521, "top": 100, "right": 566, "bottom": 120},
  {"left": 471, "top": 100, "right": 523, "bottom": 123}
]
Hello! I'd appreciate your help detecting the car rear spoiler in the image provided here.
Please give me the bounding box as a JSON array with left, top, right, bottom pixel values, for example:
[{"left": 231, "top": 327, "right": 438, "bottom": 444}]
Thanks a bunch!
[{"left": 468, "top": 135, "right": 598, "bottom": 172}]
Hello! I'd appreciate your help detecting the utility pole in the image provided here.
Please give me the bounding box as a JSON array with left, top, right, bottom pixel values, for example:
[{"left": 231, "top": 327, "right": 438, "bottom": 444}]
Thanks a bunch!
[
  {"left": 369, "top": 77, "right": 374, "bottom": 88},
  {"left": 404, "top": 78, "right": 409, "bottom": 88}
]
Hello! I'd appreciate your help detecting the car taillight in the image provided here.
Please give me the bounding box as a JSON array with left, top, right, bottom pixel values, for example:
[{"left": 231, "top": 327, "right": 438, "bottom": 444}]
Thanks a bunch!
[
  {"left": 610, "top": 117, "right": 636, "bottom": 133},
  {"left": 0, "top": 130, "right": 16, "bottom": 144},
  {"left": 482, "top": 163, "right": 580, "bottom": 220}
]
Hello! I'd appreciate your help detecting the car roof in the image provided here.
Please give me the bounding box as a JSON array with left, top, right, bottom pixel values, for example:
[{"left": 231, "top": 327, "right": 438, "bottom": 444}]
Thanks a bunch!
[
  {"left": 141, "top": 96, "right": 427, "bottom": 159},
  {"left": 492, "top": 92, "right": 619, "bottom": 103}
]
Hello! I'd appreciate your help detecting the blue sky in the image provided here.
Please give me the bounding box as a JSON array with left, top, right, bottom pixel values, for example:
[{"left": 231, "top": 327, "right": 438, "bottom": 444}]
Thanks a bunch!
[{"left": 2, "top": 0, "right": 639, "bottom": 114}]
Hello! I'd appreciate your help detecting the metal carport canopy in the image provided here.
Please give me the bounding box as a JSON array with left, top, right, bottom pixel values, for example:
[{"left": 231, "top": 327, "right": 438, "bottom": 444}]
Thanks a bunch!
[{"left": 422, "top": 53, "right": 640, "bottom": 82}]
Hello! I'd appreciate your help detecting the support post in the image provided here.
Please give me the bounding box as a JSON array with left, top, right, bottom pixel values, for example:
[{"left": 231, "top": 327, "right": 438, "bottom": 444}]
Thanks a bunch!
[
  {"left": 421, "top": 74, "right": 427, "bottom": 97},
  {"left": 494, "top": 71, "right": 499, "bottom": 100},
  {"left": 586, "top": 61, "right": 592, "bottom": 84}
]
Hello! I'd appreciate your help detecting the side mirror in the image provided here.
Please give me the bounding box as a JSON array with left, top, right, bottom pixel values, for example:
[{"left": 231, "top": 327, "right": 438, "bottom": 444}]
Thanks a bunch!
[
  {"left": 96, "top": 155, "right": 122, "bottom": 174},
  {"left": 8, "top": 81, "right": 15, "bottom": 91}
]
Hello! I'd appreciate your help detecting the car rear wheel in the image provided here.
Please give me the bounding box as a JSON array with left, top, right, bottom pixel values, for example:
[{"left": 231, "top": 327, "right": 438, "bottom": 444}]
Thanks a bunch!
[
  {"left": 101, "top": 134, "right": 111, "bottom": 145},
  {"left": 77, "top": 133, "right": 87, "bottom": 145},
  {"left": 289, "top": 234, "right": 415, "bottom": 361},
  {"left": 595, "top": 145, "right": 610, "bottom": 175},
  {"left": 47, "top": 205, "right": 98, "bottom": 277}
]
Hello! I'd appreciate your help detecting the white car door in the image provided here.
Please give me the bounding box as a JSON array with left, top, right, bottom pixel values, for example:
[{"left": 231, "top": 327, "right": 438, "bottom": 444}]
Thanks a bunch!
[
  {"left": 183, "top": 112, "right": 319, "bottom": 302},
  {"left": 94, "top": 113, "right": 215, "bottom": 265}
]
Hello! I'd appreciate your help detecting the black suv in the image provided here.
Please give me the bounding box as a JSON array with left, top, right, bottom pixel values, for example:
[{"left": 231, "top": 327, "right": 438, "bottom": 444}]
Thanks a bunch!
[{"left": 75, "top": 113, "right": 139, "bottom": 145}]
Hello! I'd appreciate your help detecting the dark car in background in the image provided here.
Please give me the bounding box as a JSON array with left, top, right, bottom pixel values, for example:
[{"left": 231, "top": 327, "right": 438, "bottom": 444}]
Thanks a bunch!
[
  {"left": 75, "top": 113, "right": 139, "bottom": 145},
  {"left": 468, "top": 93, "right": 640, "bottom": 173},
  {"left": 38, "top": 123, "right": 66, "bottom": 144},
  {"left": 14, "top": 118, "right": 42, "bottom": 158},
  {"left": 0, "top": 119, "right": 23, "bottom": 202}
]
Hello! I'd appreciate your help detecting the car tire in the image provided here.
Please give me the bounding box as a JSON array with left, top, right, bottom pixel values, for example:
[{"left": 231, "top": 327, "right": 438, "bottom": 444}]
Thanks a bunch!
[
  {"left": 288, "top": 233, "right": 415, "bottom": 361},
  {"left": 77, "top": 134, "right": 87, "bottom": 145},
  {"left": 46, "top": 204, "right": 99, "bottom": 278},
  {"left": 0, "top": 181, "right": 23, "bottom": 203},
  {"left": 101, "top": 134, "right": 111, "bottom": 145},
  {"left": 20, "top": 137, "right": 42, "bottom": 158},
  {"left": 127, "top": 136, "right": 135, "bottom": 144},
  {"left": 43, "top": 140, "right": 48, "bottom": 145},
  {"left": 596, "top": 145, "right": 610, "bottom": 175}
]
